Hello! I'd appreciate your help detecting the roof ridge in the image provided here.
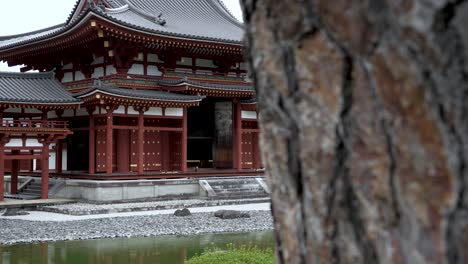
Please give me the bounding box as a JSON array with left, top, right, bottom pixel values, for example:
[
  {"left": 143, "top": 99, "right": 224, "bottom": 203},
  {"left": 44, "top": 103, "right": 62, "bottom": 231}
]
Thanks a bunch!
[
  {"left": 65, "top": 0, "right": 85, "bottom": 24},
  {"left": 104, "top": 4, "right": 130, "bottom": 14},
  {"left": 0, "top": 71, "right": 55, "bottom": 79},
  {"left": 122, "top": 0, "right": 166, "bottom": 26},
  {"left": 0, "top": 24, "right": 65, "bottom": 41},
  {"left": 208, "top": 0, "right": 243, "bottom": 28}
]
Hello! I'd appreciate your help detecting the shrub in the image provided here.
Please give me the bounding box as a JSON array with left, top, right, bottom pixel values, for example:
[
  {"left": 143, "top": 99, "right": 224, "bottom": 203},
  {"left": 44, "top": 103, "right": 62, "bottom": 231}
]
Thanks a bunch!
[{"left": 186, "top": 244, "right": 275, "bottom": 264}]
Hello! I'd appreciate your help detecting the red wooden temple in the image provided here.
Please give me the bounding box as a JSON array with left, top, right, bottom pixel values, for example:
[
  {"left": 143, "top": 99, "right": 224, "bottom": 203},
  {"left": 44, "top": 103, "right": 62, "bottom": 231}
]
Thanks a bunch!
[{"left": 0, "top": 0, "right": 262, "bottom": 201}]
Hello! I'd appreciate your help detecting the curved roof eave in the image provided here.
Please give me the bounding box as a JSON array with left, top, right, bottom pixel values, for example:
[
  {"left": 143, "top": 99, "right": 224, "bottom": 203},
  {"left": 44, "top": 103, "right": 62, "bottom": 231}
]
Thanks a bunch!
[
  {"left": 0, "top": 3, "right": 243, "bottom": 54},
  {"left": 75, "top": 86, "right": 204, "bottom": 103}
]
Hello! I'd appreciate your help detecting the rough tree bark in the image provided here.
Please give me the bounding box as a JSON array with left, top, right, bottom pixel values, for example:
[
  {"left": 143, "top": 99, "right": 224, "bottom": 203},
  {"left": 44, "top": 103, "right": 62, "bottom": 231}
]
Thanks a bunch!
[{"left": 240, "top": 0, "right": 468, "bottom": 263}]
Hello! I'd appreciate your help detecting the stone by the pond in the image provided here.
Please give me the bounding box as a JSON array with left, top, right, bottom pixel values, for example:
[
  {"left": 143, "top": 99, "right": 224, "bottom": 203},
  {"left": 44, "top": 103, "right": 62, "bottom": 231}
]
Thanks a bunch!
[
  {"left": 214, "top": 210, "right": 250, "bottom": 219},
  {"left": 174, "top": 208, "right": 191, "bottom": 217},
  {"left": 2, "top": 208, "right": 30, "bottom": 216}
]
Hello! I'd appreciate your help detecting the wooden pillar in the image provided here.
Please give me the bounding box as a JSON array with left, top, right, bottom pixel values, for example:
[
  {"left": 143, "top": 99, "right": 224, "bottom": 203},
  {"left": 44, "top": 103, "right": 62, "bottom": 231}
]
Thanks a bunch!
[
  {"left": 41, "top": 141, "right": 50, "bottom": 199},
  {"left": 55, "top": 141, "right": 63, "bottom": 174},
  {"left": 116, "top": 130, "right": 130, "bottom": 173},
  {"left": 233, "top": 101, "right": 242, "bottom": 171},
  {"left": 252, "top": 132, "right": 260, "bottom": 169},
  {"left": 55, "top": 110, "right": 64, "bottom": 174},
  {"left": 105, "top": 107, "right": 114, "bottom": 175},
  {"left": 161, "top": 131, "right": 170, "bottom": 172},
  {"left": 29, "top": 150, "right": 34, "bottom": 172},
  {"left": 0, "top": 139, "right": 4, "bottom": 201},
  {"left": 0, "top": 111, "right": 4, "bottom": 201},
  {"left": 137, "top": 109, "right": 144, "bottom": 174},
  {"left": 11, "top": 150, "right": 19, "bottom": 194},
  {"left": 181, "top": 108, "right": 188, "bottom": 173},
  {"left": 88, "top": 108, "right": 95, "bottom": 175}
]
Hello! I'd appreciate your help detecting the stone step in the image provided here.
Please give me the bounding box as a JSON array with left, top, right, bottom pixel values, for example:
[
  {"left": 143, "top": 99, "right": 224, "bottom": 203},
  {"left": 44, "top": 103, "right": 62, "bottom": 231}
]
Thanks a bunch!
[
  {"left": 207, "top": 180, "right": 258, "bottom": 185},
  {"left": 210, "top": 183, "right": 261, "bottom": 190},
  {"left": 213, "top": 187, "right": 265, "bottom": 194},
  {"left": 20, "top": 190, "right": 41, "bottom": 193},
  {"left": 5, "top": 194, "right": 40, "bottom": 200},
  {"left": 213, "top": 193, "right": 269, "bottom": 199}
]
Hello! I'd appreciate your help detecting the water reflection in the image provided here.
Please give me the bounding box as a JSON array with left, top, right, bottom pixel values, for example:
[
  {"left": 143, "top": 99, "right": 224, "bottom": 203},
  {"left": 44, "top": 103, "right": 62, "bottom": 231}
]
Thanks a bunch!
[{"left": 1, "top": 231, "right": 274, "bottom": 264}]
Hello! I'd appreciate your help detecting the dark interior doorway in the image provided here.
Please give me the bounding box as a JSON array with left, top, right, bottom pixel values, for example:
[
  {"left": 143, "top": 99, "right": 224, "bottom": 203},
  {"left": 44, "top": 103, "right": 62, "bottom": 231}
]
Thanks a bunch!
[
  {"left": 67, "top": 130, "right": 89, "bottom": 171},
  {"left": 187, "top": 98, "right": 215, "bottom": 168},
  {"left": 187, "top": 98, "right": 234, "bottom": 169}
]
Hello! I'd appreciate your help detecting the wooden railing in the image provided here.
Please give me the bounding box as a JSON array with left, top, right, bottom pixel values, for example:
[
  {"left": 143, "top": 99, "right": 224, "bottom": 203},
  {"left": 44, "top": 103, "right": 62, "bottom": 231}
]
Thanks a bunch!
[
  {"left": 64, "top": 71, "right": 249, "bottom": 90},
  {"left": 1, "top": 120, "right": 69, "bottom": 129}
]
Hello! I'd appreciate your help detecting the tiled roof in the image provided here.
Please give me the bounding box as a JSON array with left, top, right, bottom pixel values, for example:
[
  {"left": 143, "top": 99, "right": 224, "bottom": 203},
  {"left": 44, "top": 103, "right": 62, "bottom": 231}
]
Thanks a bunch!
[
  {"left": 74, "top": 81, "right": 204, "bottom": 102},
  {"left": 240, "top": 97, "right": 257, "bottom": 104},
  {"left": 0, "top": 72, "right": 81, "bottom": 105},
  {"left": 103, "top": 0, "right": 243, "bottom": 42},
  {"left": 158, "top": 78, "right": 254, "bottom": 92},
  {"left": 0, "top": 0, "right": 243, "bottom": 51}
]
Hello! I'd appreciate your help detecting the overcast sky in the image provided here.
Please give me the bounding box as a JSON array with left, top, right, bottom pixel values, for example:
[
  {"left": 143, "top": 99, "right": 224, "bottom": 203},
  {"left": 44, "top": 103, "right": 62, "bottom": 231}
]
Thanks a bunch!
[{"left": 0, "top": 0, "right": 243, "bottom": 72}]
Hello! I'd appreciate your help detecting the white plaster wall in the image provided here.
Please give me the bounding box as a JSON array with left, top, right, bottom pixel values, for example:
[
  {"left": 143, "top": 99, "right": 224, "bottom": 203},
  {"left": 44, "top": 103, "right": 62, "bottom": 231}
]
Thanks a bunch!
[
  {"left": 75, "top": 71, "right": 85, "bottom": 81},
  {"left": 106, "top": 65, "right": 117, "bottom": 75},
  {"left": 5, "top": 139, "right": 22, "bottom": 147},
  {"left": 241, "top": 110, "right": 257, "bottom": 119},
  {"left": 114, "top": 105, "right": 125, "bottom": 114},
  {"left": 63, "top": 109, "right": 75, "bottom": 117},
  {"left": 48, "top": 111, "right": 58, "bottom": 119},
  {"left": 195, "top": 70, "right": 212, "bottom": 75},
  {"left": 146, "top": 107, "right": 162, "bottom": 116},
  {"left": 196, "top": 58, "right": 216, "bottom": 68},
  {"left": 4, "top": 108, "right": 21, "bottom": 113},
  {"left": 128, "top": 63, "right": 144, "bottom": 75},
  {"left": 49, "top": 144, "right": 56, "bottom": 170},
  {"left": 134, "top": 53, "right": 144, "bottom": 61},
  {"left": 93, "top": 107, "right": 102, "bottom": 115},
  {"left": 63, "top": 146, "right": 68, "bottom": 171},
  {"left": 50, "top": 146, "right": 68, "bottom": 171},
  {"left": 26, "top": 139, "right": 42, "bottom": 147},
  {"left": 63, "top": 72, "right": 73, "bottom": 82},
  {"left": 147, "top": 65, "right": 162, "bottom": 76},
  {"left": 177, "top": 57, "right": 192, "bottom": 66},
  {"left": 147, "top": 53, "right": 162, "bottom": 63},
  {"left": 127, "top": 107, "right": 139, "bottom": 115},
  {"left": 76, "top": 108, "right": 88, "bottom": 117},
  {"left": 24, "top": 109, "right": 41, "bottom": 114},
  {"left": 165, "top": 108, "right": 183, "bottom": 117},
  {"left": 92, "top": 67, "right": 104, "bottom": 78},
  {"left": 92, "top": 56, "right": 104, "bottom": 65},
  {"left": 62, "top": 63, "right": 73, "bottom": 70}
]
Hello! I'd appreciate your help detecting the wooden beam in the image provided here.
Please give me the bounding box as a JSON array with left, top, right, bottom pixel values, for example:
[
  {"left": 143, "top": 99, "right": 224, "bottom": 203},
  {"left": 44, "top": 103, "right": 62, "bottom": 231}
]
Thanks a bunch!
[
  {"left": 4, "top": 154, "right": 42, "bottom": 160},
  {"left": 137, "top": 109, "right": 144, "bottom": 174},
  {"left": 181, "top": 108, "right": 187, "bottom": 173}
]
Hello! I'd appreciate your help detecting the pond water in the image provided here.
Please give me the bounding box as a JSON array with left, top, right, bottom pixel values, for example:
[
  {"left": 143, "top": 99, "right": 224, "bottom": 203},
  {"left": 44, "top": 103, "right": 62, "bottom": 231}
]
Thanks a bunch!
[{"left": 0, "top": 231, "right": 274, "bottom": 264}]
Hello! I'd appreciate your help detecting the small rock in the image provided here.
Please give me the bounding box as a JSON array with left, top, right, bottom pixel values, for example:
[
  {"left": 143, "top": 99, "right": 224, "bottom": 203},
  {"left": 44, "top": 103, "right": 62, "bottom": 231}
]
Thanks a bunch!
[
  {"left": 214, "top": 210, "right": 250, "bottom": 219},
  {"left": 174, "top": 208, "right": 191, "bottom": 216},
  {"left": 2, "top": 208, "right": 30, "bottom": 216}
]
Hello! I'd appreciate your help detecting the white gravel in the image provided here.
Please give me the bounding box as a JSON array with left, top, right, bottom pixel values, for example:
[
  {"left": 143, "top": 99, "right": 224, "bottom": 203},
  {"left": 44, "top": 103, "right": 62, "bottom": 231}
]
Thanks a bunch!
[
  {"left": 0, "top": 203, "right": 272, "bottom": 245},
  {"left": 40, "top": 198, "right": 270, "bottom": 215}
]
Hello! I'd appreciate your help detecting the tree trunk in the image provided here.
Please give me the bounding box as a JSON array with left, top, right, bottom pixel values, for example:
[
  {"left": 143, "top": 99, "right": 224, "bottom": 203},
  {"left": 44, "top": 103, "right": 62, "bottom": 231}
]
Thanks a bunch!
[{"left": 240, "top": 0, "right": 468, "bottom": 263}]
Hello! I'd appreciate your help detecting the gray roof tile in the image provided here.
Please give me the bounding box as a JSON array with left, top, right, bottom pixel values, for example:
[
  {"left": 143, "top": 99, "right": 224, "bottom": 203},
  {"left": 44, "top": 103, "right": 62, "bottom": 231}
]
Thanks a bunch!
[
  {"left": 74, "top": 81, "right": 204, "bottom": 102},
  {"left": 0, "top": 0, "right": 243, "bottom": 51},
  {"left": 158, "top": 78, "right": 254, "bottom": 92},
  {"left": 0, "top": 72, "right": 81, "bottom": 105}
]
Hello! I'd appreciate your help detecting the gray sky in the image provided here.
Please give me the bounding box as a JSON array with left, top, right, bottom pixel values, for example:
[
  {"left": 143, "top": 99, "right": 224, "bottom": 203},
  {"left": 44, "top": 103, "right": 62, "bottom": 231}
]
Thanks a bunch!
[{"left": 0, "top": 0, "right": 243, "bottom": 72}]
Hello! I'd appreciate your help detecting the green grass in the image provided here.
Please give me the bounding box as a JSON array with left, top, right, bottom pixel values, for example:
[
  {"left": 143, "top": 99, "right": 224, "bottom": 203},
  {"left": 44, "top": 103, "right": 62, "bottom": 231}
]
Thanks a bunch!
[{"left": 185, "top": 244, "right": 275, "bottom": 264}]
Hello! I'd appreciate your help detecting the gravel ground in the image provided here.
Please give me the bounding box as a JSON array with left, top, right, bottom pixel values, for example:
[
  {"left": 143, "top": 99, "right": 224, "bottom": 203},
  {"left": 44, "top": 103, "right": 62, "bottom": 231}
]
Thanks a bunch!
[
  {"left": 0, "top": 210, "right": 273, "bottom": 245},
  {"left": 41, "top": 198, "right": 270, "bottom": 215}
]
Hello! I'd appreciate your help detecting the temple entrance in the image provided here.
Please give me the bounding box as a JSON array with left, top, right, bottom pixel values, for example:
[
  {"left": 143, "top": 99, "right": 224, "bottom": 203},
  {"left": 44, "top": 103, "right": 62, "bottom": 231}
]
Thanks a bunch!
[
  {"left": 187, "top": 99, "right": 215, "bottom": 168},
  {"left": 67, "top": 130, "right": 89, "bottom": 171},
  {"left": 187, "top": 99, "right": 234, "bottom": 169}
]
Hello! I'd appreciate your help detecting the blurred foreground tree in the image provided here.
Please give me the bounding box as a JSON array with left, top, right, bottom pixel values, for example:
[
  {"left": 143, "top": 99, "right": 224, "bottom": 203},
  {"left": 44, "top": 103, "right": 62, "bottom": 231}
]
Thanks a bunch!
[{"left": 240, "top": 0, "right": 468, "bottom": 263}]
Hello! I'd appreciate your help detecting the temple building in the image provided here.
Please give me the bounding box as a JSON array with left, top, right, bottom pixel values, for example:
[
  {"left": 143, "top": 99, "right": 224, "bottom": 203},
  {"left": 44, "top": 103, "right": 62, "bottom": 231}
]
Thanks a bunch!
[{"left": 0, "top": 0, "right": 262, "bottom": 201}]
